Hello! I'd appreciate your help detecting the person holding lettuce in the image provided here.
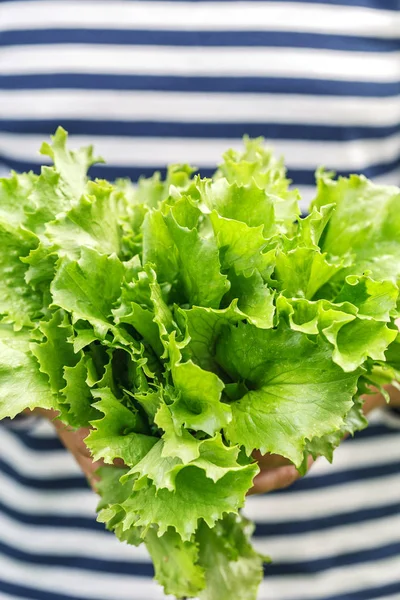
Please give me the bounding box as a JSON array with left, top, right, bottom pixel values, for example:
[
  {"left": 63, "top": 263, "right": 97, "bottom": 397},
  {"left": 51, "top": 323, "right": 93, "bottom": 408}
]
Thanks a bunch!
[{"left": 0, "top": 1, "right": 400, "bottom": 599}]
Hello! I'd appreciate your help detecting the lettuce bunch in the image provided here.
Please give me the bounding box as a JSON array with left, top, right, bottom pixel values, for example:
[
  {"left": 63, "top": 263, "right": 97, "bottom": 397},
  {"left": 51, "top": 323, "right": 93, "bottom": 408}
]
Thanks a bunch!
[{"left": 1, "top": 129, "right": 400, "bottom": 599}]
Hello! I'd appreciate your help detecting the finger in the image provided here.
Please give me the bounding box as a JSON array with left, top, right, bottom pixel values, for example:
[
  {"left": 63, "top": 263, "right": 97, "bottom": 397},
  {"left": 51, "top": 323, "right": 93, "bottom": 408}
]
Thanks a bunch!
[
  {"left": 253, "top": 451, "right": 291, "bottom": 470},
  {"left": 249, "top": 464, "right": 301, "bottom": 495},
  {"left": 362, "top": 392, "right": 386, "bottom": 415},
  {"left": 249, "top": 456, "right": 314, "bottom": 495},
  {"left": 74, "top": 453, "right": 103, "bottom": 490},
  {"left": 54, "top": 425, "right": 92, "bottom": 458}
]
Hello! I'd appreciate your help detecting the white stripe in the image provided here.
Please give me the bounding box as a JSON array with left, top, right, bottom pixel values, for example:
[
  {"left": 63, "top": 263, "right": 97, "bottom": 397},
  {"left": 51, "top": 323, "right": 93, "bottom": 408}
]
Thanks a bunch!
[
  {"left": 258, "top": 555, "right": 400, "bottom": 600},
  {"left": 0, "top": 166, "right": 12, "bottom": 178},
  {"left": 254, "top": 513, "right": 400, "bottom": 562},
  {"left": 0, "top": 425, "right": 82, "bottom": 478},
  {"left": 1, "top": 90, "right": 400, "bottom": 128},
  {"left": 1, "top": 45, "right": 399, "bottom": 82},
  {"left": 1, "top": 133, "right": 399, "bottom": 172},
  {"left": 372, "top": 168, "right": 400, "bottom": 187},
  {"left": 297, "top": 187, "right": 316, "bottom": 213},
  {"left": 27, "top": 415, "right": 61, "bottom": 438},
  {"left": 0, "top": 512, "right": 151, "bottom": 562},
  {"left": 0, "top": 556, "right": 169, "bottom": 600},
  {"left": 0, "top": 470, "right": 98, "bottom": 517},
  {"left": 1, "top": 1, "right": 399, "bottom": 38},
  {"left": 243, "top": 473, "right": 400, "bottom": 522},
  {"left": 379, "top": 409, "right": 400, "bottom": 430}
]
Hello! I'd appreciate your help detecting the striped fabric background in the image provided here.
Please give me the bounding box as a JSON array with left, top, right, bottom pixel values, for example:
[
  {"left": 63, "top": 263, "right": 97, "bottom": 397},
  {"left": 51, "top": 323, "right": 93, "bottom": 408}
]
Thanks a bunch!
[
  {"left": 0, "top": 1, "right": 400, "bottom": 598},
  {"left": 0, "top": 0, "right": 399, "bottom": 209},
  {"left": 1, "top": 413, "right": 400, "bottom": 600}
]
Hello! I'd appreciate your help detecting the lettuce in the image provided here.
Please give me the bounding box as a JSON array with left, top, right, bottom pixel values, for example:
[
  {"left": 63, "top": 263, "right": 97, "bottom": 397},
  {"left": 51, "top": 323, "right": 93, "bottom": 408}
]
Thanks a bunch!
[{"left": 1, "top": 129, "right": 399, "bottom": 599}]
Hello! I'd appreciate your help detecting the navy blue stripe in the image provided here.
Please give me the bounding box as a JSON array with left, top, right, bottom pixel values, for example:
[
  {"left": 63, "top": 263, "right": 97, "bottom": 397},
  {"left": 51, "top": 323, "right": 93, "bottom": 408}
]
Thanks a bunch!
[
  {"left": 275, "top": 460, "right": 400, "bottom": 494},
  {"left": 315, "top": 581, "right": 400, "bottom": 600},
  {"left": 254, "top": 502, "right": 400, "bottom": 537},
  {"left": 349, "top": 423, "right": 400, "bottom": 440},
  {"left": 0, "top": 459, "right": 88, "bottom": 491},
  {"left": 0, "top": 500, "right": 103, "bottom": 531},
  {"left": 1, "top": 431, "right": 65, "bottom": 452},
  {"left": 0, "top": 579, "right": 98, "bottom": 600},
  {"left": 265, "top": 542, "right": 400, "bottom": 576},
  {"left": 2, "top": 156, "right": 398, "bottom": 186},
  {"left": 1, "top": 0, "right": 399, "bottom": 8},
  {"left": 1, "top": 29, "right": 399, "bottom": 52},
  {"left": 2, "top": 119, "right": 400, "bottom": 142},
  {"left": 0, "top": 540, "right": 154, "bottom": 577},
  {"left": 1, "top": 74, "right": 399, "bottom": 97}
]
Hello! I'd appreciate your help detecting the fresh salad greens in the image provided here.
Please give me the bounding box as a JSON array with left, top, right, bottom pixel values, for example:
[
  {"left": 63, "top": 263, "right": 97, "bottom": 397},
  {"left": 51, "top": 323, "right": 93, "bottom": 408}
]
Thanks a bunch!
[{"left": 1, "top": 129, "right": 400, "bottom": 599}]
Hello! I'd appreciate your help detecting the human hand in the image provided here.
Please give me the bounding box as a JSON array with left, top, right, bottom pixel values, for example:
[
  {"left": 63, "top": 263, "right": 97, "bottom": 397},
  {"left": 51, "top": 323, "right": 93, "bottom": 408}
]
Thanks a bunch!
[{"left": 250, "top": 452, "right": 313, "bottom": 495}]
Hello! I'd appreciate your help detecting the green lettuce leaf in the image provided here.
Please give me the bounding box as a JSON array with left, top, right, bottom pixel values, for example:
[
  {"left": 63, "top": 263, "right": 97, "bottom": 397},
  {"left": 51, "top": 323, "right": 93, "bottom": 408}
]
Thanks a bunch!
[
  {"left": 209, "top": 211, "right": 276, "bottom": 281},
  {"left": 0, "top": 326, "right": 55, "bottom": 418},
  {"left": 163, "top": 210, "right": 229, "bottom": 308},
  {"left": 85, "top": 388, "right": 157, "bottom": 465},
  {"left": 274, "top": 246, "right": 345, "bottom": 300},
  {"left": 40, "top": 126, "right": 102, "bottom": 201},
  {"left": 45, "top": 180, "right": 121, "bottom": 258},
  {"left": 0, "top": 219, "right": 42, "bottom": 329},
  {"left": 167, "top": 334, "right": 231, "bottom": 436},
  {"left": 197, "top": 514, "right": 265, "bottom": 600},
  {"left": 301, "top": 397, "right": 368, "bottom": 473},
  {"left": 218, "top": 323, "right": 359, "bottom": 465},
  {"left": 313, "top": 171, "right": 400, "bottom": 282},
  {"left": 224, "top": 268, "right": 275, "bottom": 329},
  {"left": 119, "top": 462, "right": 256, "bottom": 541},
  {"left": 51, "top": 247, "right": 124, "bottom": 339},
  {"left": 145, "top": 527, "right": 205, "bottom": 598},
  {"left": 30, "top": 309, "right": 77, "bottom": 394}
]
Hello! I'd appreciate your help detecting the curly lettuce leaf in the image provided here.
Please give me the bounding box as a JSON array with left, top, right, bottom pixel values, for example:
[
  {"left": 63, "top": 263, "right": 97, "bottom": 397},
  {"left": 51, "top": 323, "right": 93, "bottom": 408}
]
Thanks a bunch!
[
  {"left": 218, "top": 323, "right": 359, "bottom": 466},
  {"left": 145, "top": 527, "right": 205, "bottom": 599},
  {"left": 167, "top": 334, "right": 231, "bottom": 436},
  {"left": 209, "top": 212, "right": 276, "bottom": 281},
  {"left": 85, "top": 388, "right": 157, "bottom": 465},
  {"left": 40, "top": 126, "right": 103, "bottom": 201},
  {"left": 119, "top": 462, "right": 256, "bottom": 541},
  {"left": 313, "top": 171, "right": 400, "bottom": 282},
  {"left": 51, "top": 247, "right": 124, "bottom": 339},
  {"left": 196, "top": 514, "right": 265, "bottom": 600},
  {"left": 0, "top": 326, "right": 55, "bottom": 418},
  {"left": 45, "top": 180, "right": 121, "bottom": 258}
]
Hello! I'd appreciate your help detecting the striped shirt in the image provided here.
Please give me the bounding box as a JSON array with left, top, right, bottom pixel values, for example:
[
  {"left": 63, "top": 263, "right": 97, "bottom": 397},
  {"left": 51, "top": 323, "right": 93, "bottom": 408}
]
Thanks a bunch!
[{"left": 0, "top": 1, "right": 400, "bottom": 599}]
